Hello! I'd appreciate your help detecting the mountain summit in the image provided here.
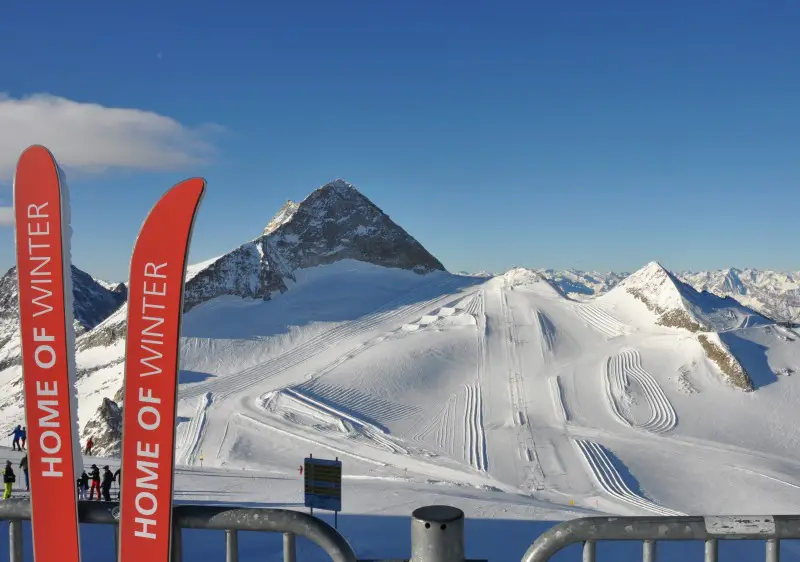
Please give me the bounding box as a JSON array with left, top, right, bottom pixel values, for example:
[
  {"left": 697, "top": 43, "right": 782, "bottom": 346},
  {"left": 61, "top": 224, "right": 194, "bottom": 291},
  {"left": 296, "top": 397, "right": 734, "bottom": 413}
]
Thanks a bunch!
[{"left": 261, "top": 179, "right": 445, "bottom": 273}]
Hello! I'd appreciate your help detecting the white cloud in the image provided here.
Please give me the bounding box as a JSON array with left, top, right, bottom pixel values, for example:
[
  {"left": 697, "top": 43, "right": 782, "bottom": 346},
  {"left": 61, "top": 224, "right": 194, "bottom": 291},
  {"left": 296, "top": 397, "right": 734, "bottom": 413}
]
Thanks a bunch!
[
  {"left": 0, "top": 207, "right": 12, "bottom": 226},
  {"left": 0, "top": 93, "right": 222, "bottom": 182}
]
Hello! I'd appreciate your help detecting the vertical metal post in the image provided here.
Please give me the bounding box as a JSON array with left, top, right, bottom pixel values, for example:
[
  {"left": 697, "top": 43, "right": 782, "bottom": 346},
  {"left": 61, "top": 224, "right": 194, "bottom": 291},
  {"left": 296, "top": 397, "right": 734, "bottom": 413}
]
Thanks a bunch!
[
  {"left": 114, "top": 525, "right": 119, "bottom": 561},
  {"left": 704, "top": 539, "right": 718, "bottom": 562},
  {"left": 410, "top": 505, "right": 465, "bottom": 562},
  {"left": 9, "top": 519, "right": 22, "bottom": 562},
  {"left": 642, "top": 540, "right": 656, "bottom": 562},
  {"left": 284, "top": 532, "right": 297, "bottom": 562},
  {"left": 225, "top": 529, "right": 239, "bottom": 562},
  {"left": 766, "top": 539, "right": 780, "bottom": 562},
  {"left": 582, "top": 540, "right": 595, "bottom": 562},
  {"left": 171, "top": 522, "right": 183, "bottom": 562}
]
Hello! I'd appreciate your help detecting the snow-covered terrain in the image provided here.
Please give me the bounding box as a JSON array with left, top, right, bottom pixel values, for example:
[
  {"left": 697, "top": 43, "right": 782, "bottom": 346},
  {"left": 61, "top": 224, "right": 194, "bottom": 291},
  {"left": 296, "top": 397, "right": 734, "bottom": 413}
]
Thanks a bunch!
[{"left": 2, "top": 178, "right": 800, "bottom": 561}]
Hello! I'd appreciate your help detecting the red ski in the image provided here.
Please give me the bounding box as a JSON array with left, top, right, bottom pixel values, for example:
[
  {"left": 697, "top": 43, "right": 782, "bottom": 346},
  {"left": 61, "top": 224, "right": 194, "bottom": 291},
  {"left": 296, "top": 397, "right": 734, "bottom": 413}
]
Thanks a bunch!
[
  {"left": 13, "top": 145, "right": 82, "bottom": 562},
  {"left": 118, "top": 178, "right": 205, "bottom": 562}
]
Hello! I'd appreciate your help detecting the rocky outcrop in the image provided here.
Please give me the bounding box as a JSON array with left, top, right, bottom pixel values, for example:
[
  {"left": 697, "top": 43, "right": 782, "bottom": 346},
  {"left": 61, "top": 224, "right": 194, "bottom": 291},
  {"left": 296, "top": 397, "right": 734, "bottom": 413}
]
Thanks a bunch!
[
  {"left": 0, "top": 265, "right": 127, "bottom": 369},
  {"left": 81, "top": 398, "right": 123, "bottom": 457}
]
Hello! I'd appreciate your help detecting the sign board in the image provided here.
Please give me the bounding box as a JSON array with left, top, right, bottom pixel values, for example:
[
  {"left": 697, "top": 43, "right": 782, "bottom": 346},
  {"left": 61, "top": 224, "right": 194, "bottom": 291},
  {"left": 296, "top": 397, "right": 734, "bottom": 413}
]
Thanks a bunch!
[{"left": 304, "top": 456, "right": 342, "bottom": 512}]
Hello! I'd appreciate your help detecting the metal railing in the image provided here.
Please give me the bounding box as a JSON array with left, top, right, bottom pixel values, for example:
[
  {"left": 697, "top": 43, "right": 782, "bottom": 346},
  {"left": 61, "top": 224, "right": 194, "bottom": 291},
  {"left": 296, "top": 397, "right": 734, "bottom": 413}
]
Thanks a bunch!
[
  {"left": 0, "top": 499, "right": 358, "bottom": 562},
  {"left": 522, "top": 515, "right": 800, "bottom": 562}
]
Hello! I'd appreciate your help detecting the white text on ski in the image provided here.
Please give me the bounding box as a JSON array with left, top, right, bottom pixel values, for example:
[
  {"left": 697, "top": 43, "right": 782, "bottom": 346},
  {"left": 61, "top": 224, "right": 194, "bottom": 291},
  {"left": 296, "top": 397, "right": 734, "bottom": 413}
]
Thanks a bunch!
[
  {"left": 26, "top": 202, "right": 66, "bottom": 478},
  {"left": 134, "top": 262, "right": 169, "bottom": 540}
]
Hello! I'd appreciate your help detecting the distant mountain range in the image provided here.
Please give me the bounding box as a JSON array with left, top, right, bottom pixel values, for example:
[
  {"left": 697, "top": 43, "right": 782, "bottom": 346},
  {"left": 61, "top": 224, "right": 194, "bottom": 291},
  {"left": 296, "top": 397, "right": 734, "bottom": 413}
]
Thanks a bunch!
[{"left": 0, "top": 178, "right": 796, "bottom": 455}]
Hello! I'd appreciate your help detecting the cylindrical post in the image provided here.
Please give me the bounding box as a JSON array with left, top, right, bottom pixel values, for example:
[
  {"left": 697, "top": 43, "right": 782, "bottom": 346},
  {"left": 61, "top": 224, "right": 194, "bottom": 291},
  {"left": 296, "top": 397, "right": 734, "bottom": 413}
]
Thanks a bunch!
[
  {"left": 225, "top": 529, "right": 239, "bottom": 562},
  {"left": 766, "top": 539, "right": 780, "bottom": 562},
  {"left": 9, "top": 519, "right": 22, "bottom": 562},
  {"left": 582, "top": 540, "right": 595, "bottom": 562},
  {"left": 410, "top": 505, "right": 465, "bottom": 562},
  {"left": 642, "top": 540, "right": 656, "bottom": 562},
  {"left": 284, "top": 532, "right": 297, "bottom": 562},
  {"left": 171, "top": 522, "right": 183, "bottom": 562},
  {"left": 114, "top": 525, "right": 119, "bottom": 560},
  {"left": 704, "top": 539, "right": 718, "bottom": 562}
]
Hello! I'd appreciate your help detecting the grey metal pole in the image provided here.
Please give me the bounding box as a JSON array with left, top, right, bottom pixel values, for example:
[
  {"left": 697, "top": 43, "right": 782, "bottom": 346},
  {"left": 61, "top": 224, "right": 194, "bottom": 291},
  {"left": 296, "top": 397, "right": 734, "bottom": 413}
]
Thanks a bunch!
[
  {"left": 410, "top": 505, "right": 465, "bottom": 562},
  {"left": 284, "top": 532, "right": 297, "bottom": 562},
  {"left": 766, "top": 539, "right": 780, "bottom": 562},
  {"left": 172, "top": 522, "right": 183, "bottom": 562},
  {"left": 642, "top": 540, "right": 656, "bottom": 562},
  {"left": 225, "top": 529, "right": 239, "bottom": 562},
  {"left": 582, "top": 540, "right": 595, "bottom": 562},
  {"left": 704, "top": 539, "right": 718, "bottom": 562},
  {"left": 9, "top": 519, "right": 22, "bottom": 562}
]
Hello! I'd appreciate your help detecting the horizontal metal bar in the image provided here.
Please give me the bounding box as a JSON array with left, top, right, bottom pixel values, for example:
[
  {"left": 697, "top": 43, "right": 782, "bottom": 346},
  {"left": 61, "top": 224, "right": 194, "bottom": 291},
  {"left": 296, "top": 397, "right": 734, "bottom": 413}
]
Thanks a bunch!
[
  {"left": 0, "top": 500, "right": 358, "bottom": 562},
  {"left": 522, "top": 516, "right": 800, "bottom": 562}
]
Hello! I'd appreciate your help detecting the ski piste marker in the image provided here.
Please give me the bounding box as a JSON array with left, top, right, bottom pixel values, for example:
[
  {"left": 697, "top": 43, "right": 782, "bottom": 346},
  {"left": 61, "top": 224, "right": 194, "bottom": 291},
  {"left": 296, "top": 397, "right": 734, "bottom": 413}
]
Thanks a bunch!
[
  {"left": 13, "top": 145, "right": 83, "bottom": 562},
  {"left": 118, "top": 178, "right": 206, "bottom": 562}
]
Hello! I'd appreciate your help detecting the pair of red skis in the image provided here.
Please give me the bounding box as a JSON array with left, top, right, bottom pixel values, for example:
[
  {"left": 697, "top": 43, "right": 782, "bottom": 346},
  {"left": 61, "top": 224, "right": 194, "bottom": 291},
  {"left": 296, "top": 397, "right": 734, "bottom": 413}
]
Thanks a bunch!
[{"left": 13, "top": 145, "right": 205, "bottom": 562}]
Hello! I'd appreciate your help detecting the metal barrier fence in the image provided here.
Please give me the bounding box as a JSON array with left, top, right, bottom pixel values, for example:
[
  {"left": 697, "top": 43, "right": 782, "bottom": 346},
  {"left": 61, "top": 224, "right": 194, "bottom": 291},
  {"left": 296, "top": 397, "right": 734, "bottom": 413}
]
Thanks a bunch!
[
  {"left": 0, "top": 499, "right": 358, "bottom": 562},
  {"left": 522, "top": 515, "right": 799, "bottom": 562}
]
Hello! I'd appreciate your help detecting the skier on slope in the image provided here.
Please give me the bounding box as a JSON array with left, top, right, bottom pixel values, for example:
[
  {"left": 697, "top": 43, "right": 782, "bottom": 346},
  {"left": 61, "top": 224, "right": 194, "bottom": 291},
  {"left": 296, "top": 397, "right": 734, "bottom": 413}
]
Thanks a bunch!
[
  {"left": 101, "top": 466, "right": 114, "bottom": 502},
  {"left": 84, "top": 437, "right": 94, "bottom": 456},
  {"left": 19, "top": 455, "right": 29, "bottom": 491},
  {"left": 3, "top": 460, "right": 15, "bottom": 499},
  {"left": 88, "top": 464, "right": 101, "bottom": 500},
  {"left": 7, "top": 425, "right": 22, "bottom": 451},
  {"left": 19, "top": 427, "right": 26, "bottom": 450}
]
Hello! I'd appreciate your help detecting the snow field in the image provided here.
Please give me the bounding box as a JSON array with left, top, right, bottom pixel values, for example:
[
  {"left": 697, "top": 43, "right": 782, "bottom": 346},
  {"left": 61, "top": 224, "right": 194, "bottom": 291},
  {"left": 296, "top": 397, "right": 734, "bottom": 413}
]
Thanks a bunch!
[
  {"left": 604, "top": 349, "right": 677, "bottom": 434},
  {"left": 179, "top": 274, "right": 467, "bottom": 403}
]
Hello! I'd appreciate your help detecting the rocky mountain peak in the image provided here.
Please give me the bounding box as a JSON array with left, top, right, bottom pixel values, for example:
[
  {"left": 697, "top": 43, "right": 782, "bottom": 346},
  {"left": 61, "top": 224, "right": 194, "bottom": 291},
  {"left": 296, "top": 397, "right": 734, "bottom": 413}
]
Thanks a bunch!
[{"left": 262, "top": 178, "right": 445, "bottom": 273}]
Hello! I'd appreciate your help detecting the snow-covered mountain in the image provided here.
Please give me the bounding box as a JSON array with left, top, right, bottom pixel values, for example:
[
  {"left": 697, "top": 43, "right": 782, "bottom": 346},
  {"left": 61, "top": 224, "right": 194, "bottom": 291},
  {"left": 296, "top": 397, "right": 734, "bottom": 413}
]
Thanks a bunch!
[
  {"left": 0, "top": 265, "right": 126, "bottom": 371},
  {"left": 0, "top": 176, "right": 799, "bottom": 519},
  {"left": 534, "top": 268, "right": 800, "bottom": 324}
]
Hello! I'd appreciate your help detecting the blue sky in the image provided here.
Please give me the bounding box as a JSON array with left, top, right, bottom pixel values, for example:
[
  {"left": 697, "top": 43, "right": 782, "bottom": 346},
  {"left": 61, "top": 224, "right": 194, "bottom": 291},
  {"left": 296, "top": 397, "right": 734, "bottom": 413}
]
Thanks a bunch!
[{"left": 2, "top": 1, "right": 798, "bottom": 281}]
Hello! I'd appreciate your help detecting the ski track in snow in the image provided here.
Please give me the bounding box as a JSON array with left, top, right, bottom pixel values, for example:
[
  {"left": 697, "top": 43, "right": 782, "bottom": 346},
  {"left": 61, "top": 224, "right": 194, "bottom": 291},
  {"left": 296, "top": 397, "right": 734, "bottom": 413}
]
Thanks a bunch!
[
  {"left": 500, "top": 281, "right": 546, "bottom": 490},
  {"left": 574, "top": 438, "right": 684, "bottom": 516},
  {"left": 179, "top": 275, "right": 466, "bottom": 403},
  {"left": 549, "top": 376, "right": 569, "bottom": 424},
  {"left": 279, "top": 387, "right": 408, "bottom": 454},
  {"left": 535, "top": 309, "right": 557, "bottom": 355},
  {"left": 574, "top": 304, "right": 627, "bottom": 338},
  {"left": 177, "top": 392, "right": 212, "bottom": 465},
  {"left": 463, "top": 383, "right": 488, "bottom": 472},
  {"left": 604, "top": 349, "right": 677, "bottom": 434}
]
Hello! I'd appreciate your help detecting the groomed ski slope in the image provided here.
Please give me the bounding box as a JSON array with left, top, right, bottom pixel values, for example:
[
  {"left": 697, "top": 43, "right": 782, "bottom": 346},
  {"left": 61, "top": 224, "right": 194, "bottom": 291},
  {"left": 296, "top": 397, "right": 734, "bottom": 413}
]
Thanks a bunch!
[{"left": 165, "top": 260, "right": 800, "bottom": 522}]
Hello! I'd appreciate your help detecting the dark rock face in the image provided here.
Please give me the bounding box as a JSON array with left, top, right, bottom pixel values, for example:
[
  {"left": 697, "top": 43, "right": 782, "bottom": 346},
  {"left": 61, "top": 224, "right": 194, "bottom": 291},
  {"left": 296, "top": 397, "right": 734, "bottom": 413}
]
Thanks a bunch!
[
  {"left": 0, "top": 265, "right": 127, "bottom": 367},
  {"left": 265, "top": 179, "right": 445, "bottom": 273},
  {"left": 81, "top": 398, "right": 123, "bottom": 457}
]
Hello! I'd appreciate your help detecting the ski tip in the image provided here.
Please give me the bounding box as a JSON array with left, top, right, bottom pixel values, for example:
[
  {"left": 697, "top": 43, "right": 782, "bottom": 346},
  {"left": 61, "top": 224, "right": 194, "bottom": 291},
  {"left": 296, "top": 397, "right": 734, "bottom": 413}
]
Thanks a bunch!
[
  {"left": 16, "top": 144, "right": 58, "bottom": 170},
  {"left": 169, "top": 177, "right": 207, "bottom": 199}
]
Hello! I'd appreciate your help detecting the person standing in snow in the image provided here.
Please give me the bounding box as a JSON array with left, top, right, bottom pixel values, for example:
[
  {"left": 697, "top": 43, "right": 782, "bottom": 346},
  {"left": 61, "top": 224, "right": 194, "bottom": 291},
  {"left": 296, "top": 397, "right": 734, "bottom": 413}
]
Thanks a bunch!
[
  {"left": 20, "top": 427, "right": 26, "bottom": 450},
  {"left": 84, "top": 437, "right": 94, "bottom": 456},
  {"left": 8, "top": 426, "right": 22, "bottom": 451},
  {"left": 3, "top": 460, "right": 15, "bottom": 499},
  {"left": 114, "top": 467, "right": 122, "bottom": 500},
  {"left": 89, "top": 464, "right": 101, "bottom": 500},
  {"left": 101, "top": 466, "right": 114, "bottom": 502},
  {"left": 19, "top": 455, "right": 28, "bottom": 491},
  {"left": 76, "top": 470, "right": 89, "bottom": 500}
]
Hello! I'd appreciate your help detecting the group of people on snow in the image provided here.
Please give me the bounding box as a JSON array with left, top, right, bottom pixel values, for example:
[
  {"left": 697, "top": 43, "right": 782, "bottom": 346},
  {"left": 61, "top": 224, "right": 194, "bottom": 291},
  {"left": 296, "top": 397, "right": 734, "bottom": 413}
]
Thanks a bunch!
[
  {"left": 2, "top": 430, "right": 116, "bottom": 500},
  {"left": 76, "top": 464, "right": 120, "bottom": 501}
]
